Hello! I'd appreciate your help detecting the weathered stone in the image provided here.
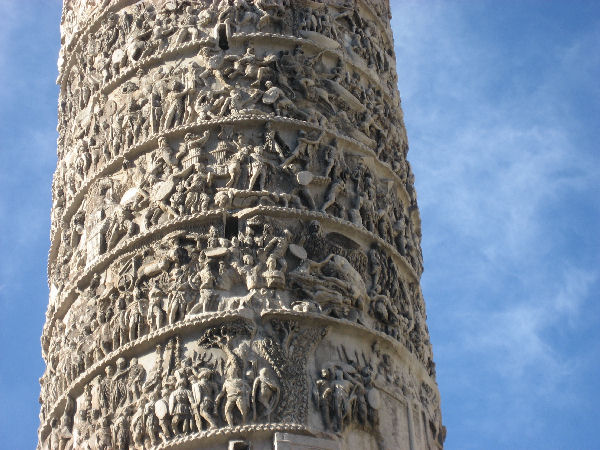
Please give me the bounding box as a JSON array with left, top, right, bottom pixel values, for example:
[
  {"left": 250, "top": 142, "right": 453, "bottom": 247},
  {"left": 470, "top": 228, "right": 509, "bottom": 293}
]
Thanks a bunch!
[{"left": 40, "top": 1, "right": 444, "bottom": 449}]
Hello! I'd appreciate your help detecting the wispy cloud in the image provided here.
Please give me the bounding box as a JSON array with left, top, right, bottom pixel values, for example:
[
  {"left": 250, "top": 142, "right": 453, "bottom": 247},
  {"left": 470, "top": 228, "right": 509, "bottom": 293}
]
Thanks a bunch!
[{"left": 391, "top": 2, "right": 600, "bottom": 447}]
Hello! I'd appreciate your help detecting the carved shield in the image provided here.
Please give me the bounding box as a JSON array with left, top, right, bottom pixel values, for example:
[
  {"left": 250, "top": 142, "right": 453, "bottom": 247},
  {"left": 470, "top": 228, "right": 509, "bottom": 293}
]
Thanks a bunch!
[
  {"left": 367, "top": 388, "right": 381, "bottom": 409},
  {"left": 155, "top": 399, "right": 168, "bottom": 419},
  {"left": 151, "top": 180, "right": 175, "bottom": 202},
  {"left": 296, "top": 171, "right": 314, "bottom": 186},
  {"left": 205, "top": 247, "right": 228, "bottom": 258},
  {"left": 289, "top": 244, "right": 307, "bottom": 260}
]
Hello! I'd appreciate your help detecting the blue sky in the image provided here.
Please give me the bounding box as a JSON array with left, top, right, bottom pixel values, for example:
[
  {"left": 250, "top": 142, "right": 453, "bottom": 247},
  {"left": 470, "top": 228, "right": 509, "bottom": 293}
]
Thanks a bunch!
[{"left": 0, "top": 1, "right": 598, "bottom": 449}]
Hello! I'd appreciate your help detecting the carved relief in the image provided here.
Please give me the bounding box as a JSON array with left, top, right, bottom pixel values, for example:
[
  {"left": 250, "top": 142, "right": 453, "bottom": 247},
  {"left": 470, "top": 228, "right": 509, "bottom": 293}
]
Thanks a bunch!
[
  {"left": 41, "top": 318, "right": 326, "bottom": 449},
  {"left": 43, "top": 1, "right": 442, "bottom": 449}
]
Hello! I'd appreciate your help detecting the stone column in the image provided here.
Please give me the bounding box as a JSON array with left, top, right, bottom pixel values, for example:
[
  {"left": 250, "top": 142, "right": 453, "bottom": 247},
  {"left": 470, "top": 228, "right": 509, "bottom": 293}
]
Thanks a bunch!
[{"left": 40, "top": 1, "right": 444, "bottom": 449}]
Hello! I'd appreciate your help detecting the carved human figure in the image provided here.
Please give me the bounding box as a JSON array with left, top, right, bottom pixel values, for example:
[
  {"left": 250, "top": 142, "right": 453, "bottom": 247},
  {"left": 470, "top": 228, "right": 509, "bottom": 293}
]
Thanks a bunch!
[
  {"left": 112, "top": 295, "right": 129, "bottom": 349},
  {"left": 156, "top": 387, "right": 173, "bottom": 442},
  {"left": 248, "top": 144, "right": 276, "bottom": 191},
  {"left": 252, "top": 367, "right": 280, "bottom": 422},
  {"left": 99, "top": 365, "right": 114, "bottom": 414},
  {"left": 95, "top": 415, "right": 113, "bottom": 450},
  {"left": 225, "top": 47, "right": 258, "bottom": 80},
  {"left": 315, "top": 367, "right": 333, "bottom": 430},
  {"left": 167, "top": 263, "right": 189, "bottom": 325},
  {"left": 97, "top": 307, "right": 113, "bottom": 358},
  {"left": 256, "top": 0, "right": 287, "bottom": 31},
  {"left": 264, "top": 229, "right": 292, "bottom": 274},
  {"left": 218, "top": 87, "right": 260, "bottom": 116},
  {"left": 216, "top": 370, "right": 251, "bottom": 426},
  {"left": 72, "top": 402, "right": 91, "bottom": 450},
  {"left": 225, "top": 134, "right": 247, "bottom": 189},
  {"left": 175, "top": 7, "right": 200, "bottom": 44},
  {"left": 130, "top": 404, "right": 145, "bottom": 449},
  {"left": 196, "top": 266, "right": 215, "bottom": 302},
  {"left": 111, "top": 357, "right": 129, "bottom": 410},
  {"left": 128, "top": 287, "right": 144, "bottom": 341},
  {"left": 143, "top": 391, "right": 161, "bottom": 447},
  {"left": 127, "top": 357, "right": 146, "bottom": 403},
  {"left": 169, "top": 377, "right": 195, "bottom": 434},
  {"left": 147, "top": 280, "right": 166, "bottom": 331},
  {"left": 170, "top": 182, "right": 186, "bottom": 216},
  {"left": 321, "top": 171, "right": 347, "bottom": 213},
  {"left": 262, "top": 80, "right": 301, "bottom": 117},
  {"left": 112, "top": 408, "right": 130, "bottom": 450},
  {"left": 323, "top": 139, "right": 344, "bottom": 179},
  {"left": 281, "top": 130, "right": 322, "bottom": 170},
  {"left": 331, "top": 369, "right": 354, "bottom": 431},
  {"left": 368, "top": 245, "right": 384, "bottom": 296},
  {"left": 56, "top": 412, "right": 73, "bottom": 450},
  {"left": 191, "top": 368, "right": 219, "bottom": 430},
  {"left": 161, "top": 80, "right": 189, "bottom": 130},
  {"left": 232, "top": 254, "right": 265, "bottom": 293}
]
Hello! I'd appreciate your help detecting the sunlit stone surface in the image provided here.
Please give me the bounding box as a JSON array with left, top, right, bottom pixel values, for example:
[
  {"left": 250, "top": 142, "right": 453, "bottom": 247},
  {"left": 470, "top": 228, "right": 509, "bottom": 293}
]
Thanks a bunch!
[{"left": 39, "top": 1, "right": 444, "bottom": 448}]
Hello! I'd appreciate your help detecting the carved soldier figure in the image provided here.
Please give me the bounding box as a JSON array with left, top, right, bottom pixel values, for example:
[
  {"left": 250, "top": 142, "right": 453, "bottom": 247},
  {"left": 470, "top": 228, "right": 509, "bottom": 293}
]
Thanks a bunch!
[
  {"left": 147, "top": 280, "right": 166, "bottom": 331},
  {"left": 128, "top": 286, "right": 144, "bottom": 341},
  {"left": 127, "top": 357, "right": 146, "bottom": 403},
  {"left": 161, "top": 80, "right": 189, "bottom": 130},
  {"left": 130, "top": 402, "right": 145, "bottom": 449},
  {"left": 143, "top": 392, "right": 161, "bottom": 447},
  {"left": 156, "top": 387, "right": 173, "bottom": 442},
  {"left": 368, "top": 245, "right": 384, "bottom": 296},
  {"left": 264, "top": 229, "right": 292, "bottom": 274},
  {"left": 95, "top": 415, "right": 113, "bottom": 450},
  {"left": 99, "top": 365, "right": 115, "bottom": 414},
  {"left": 169, "top": 377, "right": 195, "bottom": 434},
  {"left": 73, "top": 408, "right": 92, "bottom": 450},
  {"left": 191, "top": 368, "right": 219, "bottom": 430},
  {"left": 112, "top": 408, "right": 130, "bottom": 450},
  {"left": 111, "top": 357, "right": 129, "bottom": 410},
  {"left": 225, "top": 47, "right": 258, "bottom": 80},
  {"left": 232, "top": 254, "right": 265, "bottom": 293},
  {"left": 167, "top": 263, "right": 189, "bottom": 325},
  {"left": 112, "top": 295, "right": 129, "bottom": 349},
  {"left": 248, "top": 144, "right": 276, "bottom": 191},
  {"left": 170, "top": 182, "right": 187, "bottom": 216},
  {"left": 315, "top": 367, "right": 334, "bottom": 430},
  {"left": 331, "top": 369, "right": 354, "bottom": 432},
  {"left": 175, "top": 6, "right": 200, "bottom": 44}
]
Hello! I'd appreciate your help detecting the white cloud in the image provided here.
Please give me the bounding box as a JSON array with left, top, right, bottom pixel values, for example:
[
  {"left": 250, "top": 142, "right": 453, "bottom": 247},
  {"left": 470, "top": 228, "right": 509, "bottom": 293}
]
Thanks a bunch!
[
  {"left": 391, "top": 2, "right": 600, "bottom": 445},
  {"left": 469, "top": 266, "right": 597, "bottom": 376}
]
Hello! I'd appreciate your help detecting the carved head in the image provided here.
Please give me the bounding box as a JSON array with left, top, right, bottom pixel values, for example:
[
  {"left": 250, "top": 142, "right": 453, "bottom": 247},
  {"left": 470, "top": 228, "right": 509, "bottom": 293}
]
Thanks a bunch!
[
  {"left": 308, "top": 220, "right": 322, "bottom": 235},
  {"left": 116, "top": 357, "right": 127, "bottom": 370}
]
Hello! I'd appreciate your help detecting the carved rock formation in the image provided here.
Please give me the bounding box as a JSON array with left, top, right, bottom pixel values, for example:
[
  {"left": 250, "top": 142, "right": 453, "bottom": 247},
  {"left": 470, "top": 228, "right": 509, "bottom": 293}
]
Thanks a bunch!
[{"left": 40, "top": 1, "right": 444, "bottom": 449}]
